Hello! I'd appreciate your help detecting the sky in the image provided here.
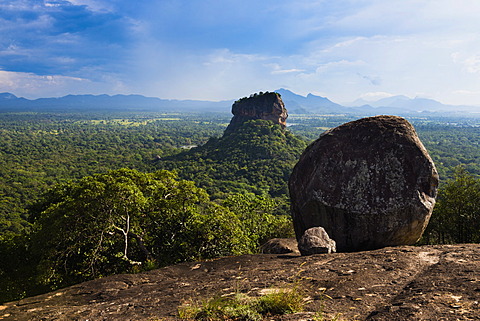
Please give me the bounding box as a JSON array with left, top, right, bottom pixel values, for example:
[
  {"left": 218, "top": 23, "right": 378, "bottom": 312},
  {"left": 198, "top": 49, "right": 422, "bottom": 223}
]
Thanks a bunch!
[{"left": 2, "top": 0, "right": 480, "bottom": 106}]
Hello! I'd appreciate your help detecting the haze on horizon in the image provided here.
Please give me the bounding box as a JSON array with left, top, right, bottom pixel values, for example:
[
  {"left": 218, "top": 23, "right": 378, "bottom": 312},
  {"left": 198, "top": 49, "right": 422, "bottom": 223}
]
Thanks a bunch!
[{"left": 2, "top": 0, "right": 480, "bottom": 108}]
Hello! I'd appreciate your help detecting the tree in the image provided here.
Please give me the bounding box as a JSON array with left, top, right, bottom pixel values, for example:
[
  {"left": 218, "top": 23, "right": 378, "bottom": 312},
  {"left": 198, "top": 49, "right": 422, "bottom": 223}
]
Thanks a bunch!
[
  {"left": 222, "top": 193, "right": 294, "bottom": 252},
  {"left": 422, "top": 167, "right": 480, "bottom": 244},
  {"left": 2, "top": 168, "right": 295, "bottom": 302},
  {"left": 29, "top": 169, "right": 247, "bottom": 288}
]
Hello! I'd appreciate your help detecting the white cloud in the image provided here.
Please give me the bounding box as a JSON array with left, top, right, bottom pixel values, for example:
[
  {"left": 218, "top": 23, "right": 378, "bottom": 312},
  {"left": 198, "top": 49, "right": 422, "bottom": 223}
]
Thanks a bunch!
[
  {"left": 453, "top": 89, "right": 480, "bottom": 95},
  {"left": 128, "top": 47, "right": 277, "bottom": 100},
  {"left": 271, "top": 68, "right": 305, "bottom": 75},
  {"left": 267, "top": 63, "right": 304, "bottom": 75},
  {"left": 0, "top": 70, "right": 123, "bottom": 98},
  {"left": 464, "top": 56, "right": 480, "bottom": 74},
  {"left": 3, "top": 0, "right": 480, "bottom": 107},
  {"left": 0, "top": 11, "right": 54, "bottom": 33},
  {"left": 360, "top": 92, "right": 396, "bottom": 101},
  {"left": 66, "top": 0, "right": 114, "bottom": 12},
  {"left": 124, "top": 23, "right": 480, "bottom": 105},
  {"left": 453, "top": 53, "right": 480, "bottom": 74}
]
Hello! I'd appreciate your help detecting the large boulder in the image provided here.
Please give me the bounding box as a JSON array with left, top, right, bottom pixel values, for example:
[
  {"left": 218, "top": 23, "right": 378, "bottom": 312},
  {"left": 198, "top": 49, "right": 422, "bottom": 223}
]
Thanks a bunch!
[
  {"left": 225, "top": 92, "right": 287, "bottom": 132},
  {"left": 289, "top": 115, "right": 439, "bottom": 252}
]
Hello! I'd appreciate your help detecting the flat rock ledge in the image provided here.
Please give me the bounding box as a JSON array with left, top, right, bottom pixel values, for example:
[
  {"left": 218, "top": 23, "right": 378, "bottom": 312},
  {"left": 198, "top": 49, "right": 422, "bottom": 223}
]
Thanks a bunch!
[{"left": 1, "top": 244, "right": 479, "bottom": 321}]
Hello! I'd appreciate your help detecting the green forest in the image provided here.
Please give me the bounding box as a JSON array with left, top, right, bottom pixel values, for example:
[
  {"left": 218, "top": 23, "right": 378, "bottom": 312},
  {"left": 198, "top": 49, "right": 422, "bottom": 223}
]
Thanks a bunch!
[{"left": 0, "top": 111, "right": 479, "bottom": 303}]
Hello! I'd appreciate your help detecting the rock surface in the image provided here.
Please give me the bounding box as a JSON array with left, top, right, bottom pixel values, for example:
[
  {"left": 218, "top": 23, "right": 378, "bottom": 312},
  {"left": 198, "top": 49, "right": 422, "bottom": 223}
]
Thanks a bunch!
[
  {"left": 289, "top": 115, "right": 439, "bottom": 252},
  {"left": 298, "top": 227, "right": 336, "bottom": 255},
  {"left": 1, "top": 244, "right": 478, "bottom": 320},
  {"left": 225, "top": 92, "right": 288, "bottom": 132},
  {"left": 260, "top": 238, "right": 299, "bottom": 254}
]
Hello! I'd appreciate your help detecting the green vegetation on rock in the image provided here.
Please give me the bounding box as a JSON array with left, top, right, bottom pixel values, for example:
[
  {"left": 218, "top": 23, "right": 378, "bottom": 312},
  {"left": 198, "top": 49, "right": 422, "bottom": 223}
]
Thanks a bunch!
[{"left": 178, "top": 286, "right": 305, "bottom": 321}]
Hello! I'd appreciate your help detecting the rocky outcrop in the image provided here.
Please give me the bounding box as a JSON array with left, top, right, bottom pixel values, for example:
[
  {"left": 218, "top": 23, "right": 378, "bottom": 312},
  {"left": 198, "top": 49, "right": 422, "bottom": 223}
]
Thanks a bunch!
[
  {"left": 2, "top": 244, "right": 478, "bottom": 320},
  {"left": 298, "top": 227, "right": 336, "bottom": 255},
  {"left": 289, "top": 115, "right": 439, "bottom": 252},
  {"left": 225, "top": 92, "right": 288, "bottom": 132}
]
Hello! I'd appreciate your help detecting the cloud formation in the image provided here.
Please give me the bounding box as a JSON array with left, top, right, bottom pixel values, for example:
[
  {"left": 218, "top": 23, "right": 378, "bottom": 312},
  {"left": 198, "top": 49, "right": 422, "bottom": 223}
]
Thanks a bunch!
[
  {"left": 1, "top": 0, "right": 480, "bottom": 106},
  {"left": 0, "top": 1, "right": 133, "bottom": 77}
]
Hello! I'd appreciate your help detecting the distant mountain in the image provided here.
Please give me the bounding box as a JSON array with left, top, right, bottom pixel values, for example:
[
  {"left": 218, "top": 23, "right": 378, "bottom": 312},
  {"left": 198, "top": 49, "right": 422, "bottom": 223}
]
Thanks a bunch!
[
  {"left": 0, "top": 92, "right": 19, "bottom": 100},
  {"left": 0, "top": 93, "right": 233, "bottom": 113},
  {"left": 274, "top": 89, "right": 422, "bottom": 115},
  {"left": 366, "top": 95, "right": 445, "bottom": 111},
  {"left": 0, "top": 91, "right": 478, "bottom": 116},
  {"left": 349, "top": 95, "right": 480, "bottom": 114},
  {"left": 275, "top": 88, "right": 345, "bottom": 114}
]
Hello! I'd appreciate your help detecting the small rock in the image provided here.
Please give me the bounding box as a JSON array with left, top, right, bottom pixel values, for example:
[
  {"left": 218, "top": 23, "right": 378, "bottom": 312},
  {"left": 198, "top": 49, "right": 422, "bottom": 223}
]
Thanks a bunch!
[
  {"left": 298, "top": 227, "right": 336, "bottom": 256},
  {"left": 260, "top": 238, "right": 299, "bottom": 254}
]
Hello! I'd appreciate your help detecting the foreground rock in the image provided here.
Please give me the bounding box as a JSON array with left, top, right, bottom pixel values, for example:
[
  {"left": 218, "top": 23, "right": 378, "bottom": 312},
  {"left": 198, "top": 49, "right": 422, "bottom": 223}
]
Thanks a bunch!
[
  {"left": 289, "top": 115, "right": 439, "bottom": 252},
  {"left": 225, "top": 92, "right": 288, "bottom": 132},
  {"left": 1, "top": 244, "right": 478, "bottom": 321},
  {"left": 298, "top": 227, "right": 336, "bottom": 255}
]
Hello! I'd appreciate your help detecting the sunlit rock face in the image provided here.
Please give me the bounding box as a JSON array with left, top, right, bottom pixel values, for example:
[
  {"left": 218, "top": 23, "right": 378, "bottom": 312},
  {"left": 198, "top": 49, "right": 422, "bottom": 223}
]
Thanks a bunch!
[
  {"left": 289, "top": 115, "right": 439, "bottom": 252},
  {"left": 225, "top": 92, "right": 288, "bottom": 132}
]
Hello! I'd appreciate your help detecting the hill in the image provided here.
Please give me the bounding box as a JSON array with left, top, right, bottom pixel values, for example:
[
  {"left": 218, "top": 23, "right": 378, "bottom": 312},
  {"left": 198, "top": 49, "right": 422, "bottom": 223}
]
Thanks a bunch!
[
  {"left": 160, "top": 119, "right": 307, "bottom": 198},
  {"left": 1, "top": 244, "right": 478, "bottom": 320},
  {"left": 158, "top": 92, "right": 308, "bottom": 199}
]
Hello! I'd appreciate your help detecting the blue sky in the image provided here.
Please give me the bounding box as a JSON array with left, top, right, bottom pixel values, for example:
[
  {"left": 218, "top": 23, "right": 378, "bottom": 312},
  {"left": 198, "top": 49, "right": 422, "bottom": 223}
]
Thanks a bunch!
[{"left": 2, "top": 0, "right": 480, "bottom": 105}]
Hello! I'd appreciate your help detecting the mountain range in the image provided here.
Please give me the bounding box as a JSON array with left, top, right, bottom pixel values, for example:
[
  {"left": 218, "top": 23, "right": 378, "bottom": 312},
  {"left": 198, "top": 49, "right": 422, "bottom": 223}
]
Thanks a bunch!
[
  {"left": 276, "top": 89, "right": 480, "bottom": 115},
  {"left": 0, "top": 92, "right": 232, "bottom": 113},
  {"left": 0, "top": 89, "right": 479, "bottom": 116}
]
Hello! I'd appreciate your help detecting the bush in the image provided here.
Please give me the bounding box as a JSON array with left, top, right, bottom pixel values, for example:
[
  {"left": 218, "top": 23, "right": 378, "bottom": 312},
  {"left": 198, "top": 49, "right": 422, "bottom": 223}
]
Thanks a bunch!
[{"left": 422, "top": 167, "right": 480, "bottom": 244}]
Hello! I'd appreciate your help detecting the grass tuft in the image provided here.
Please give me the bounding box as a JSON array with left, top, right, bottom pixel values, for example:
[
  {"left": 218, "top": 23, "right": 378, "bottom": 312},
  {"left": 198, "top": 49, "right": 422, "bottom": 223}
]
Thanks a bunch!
[
  {"left": 255, "top": 288, "right": 305, "bottom": 315},
  {"left": 178, "top": 286, "right": 305, "bottom": 320}
]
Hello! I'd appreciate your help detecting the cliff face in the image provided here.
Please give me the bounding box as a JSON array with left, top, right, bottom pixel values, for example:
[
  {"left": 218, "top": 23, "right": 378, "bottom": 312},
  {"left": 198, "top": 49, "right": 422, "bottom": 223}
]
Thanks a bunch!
[{"left": 225, "top": 92, "right": 288, "bottom": 132}]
